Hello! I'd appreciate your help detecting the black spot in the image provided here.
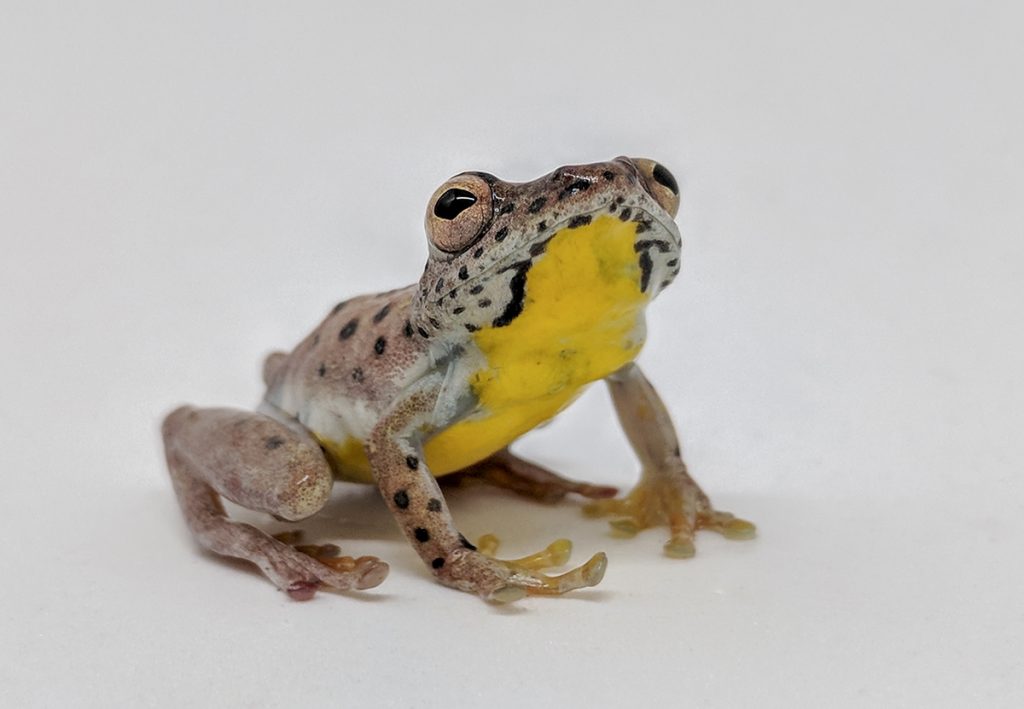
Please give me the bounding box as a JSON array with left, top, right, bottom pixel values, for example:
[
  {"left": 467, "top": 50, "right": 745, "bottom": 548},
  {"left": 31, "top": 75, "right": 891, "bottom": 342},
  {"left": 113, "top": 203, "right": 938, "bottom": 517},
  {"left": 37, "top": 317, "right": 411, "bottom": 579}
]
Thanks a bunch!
[
  {"left": 339, "top": 319, "right": 358, "bottom": 339},
  {"left": 465, "top": 323, "right": 479, "bottom": 332},
  {"left": 374, "top": 337, "right": 387, "bottom": 355},
  {"left": 405, "top": 455, "right": 419, "bottom": 470},
  {"left": 434, "top": 279, "right": 445, "bottom": 294},
  {"left": 635, "top": 239, "right": 672, "bottom": 254},
  {"left": 428, "top": 317, "right": 441, "bottom": 329},
  {"left": 529, "top": 240, "right": 548, "bottom": 257},
  {"left": 414, "top": 527, "right": 430, "bottom": 543},
  {"left": 431, "top": 557, "right": 445, "bottom": 569},
  {"left": 458, "top": 265, "right": 469, "bottom": 280},
  {"left": 568, "top": 214, "right": 592, "bottom": 228},
  {"left": 448, "top": 289, "right": 458, "bottom": 299},
  {"left": 417, "top": 326, "right": 430, "bottom": 338},
  {"left": 459, "top": 534, "right": 477, "bottom": 551},
  {"left": 478, "top": 298, "right": 491, "bottom": 308},
  {"left": 537, "top": 220, "right": 547, "bottom": 232},
  {"left": 558, "top": 178, "right": 592, "bottom": 201},
  {"left": 453, "top": 306, "right": 465, "bottom": 315},
  {"left": 352, "top": 367, "right": 364, "bottom": 382},
  {"left": 527, "top": 197, "right": 547, "bottom": 213},
  {"left": 427, "top": 498, "right": 442, "bottom": 512},
  {"left": 666, "top": 258, "right": 679, "bottom": 267},
  {"left": 652, "top": 163, "right": 679, "bottom": 195},
  {"left": 639, "top": 250, "right": 653, "bottom": 293},
  {"left": 469, "top": 284, "right": 484, "bottom": 295},
  {"left": 393, "top": 490, "right": 410, "bottom": 509},
  {"left": 265, "top": 436, "right": 286, "bottom": 450},
  {"left": 602, "top": 170, "right": 615, "bottom": 181},
  {"left": 317, "top": 363, "right": 326, "bottom": 377},
  {"left": 492, "top": 261, "right": 530, "bottom": 328},
  {"left": 498, "top": 202, "right": 515, "bottom": 215},
  {"left": 608, "top": 202, "right": 618, "bottom": 213},
  {"left": 473, "top": 247, "right": 484, "bottom": 259},
  {"left": 404, "top": 320, "right": 414, "bottom": 337},
  {"left": 660, "top": 279, "right": 671, "bottom": 289},
  {"left": 331, "top": 300, "right": 348, "bottom": 314},
  {"left": 372, "top": 304, "right": 391, "bottom": 323},
  {"left": 618, "top": 207, "right": 633, "bottom": 221},
  {"left": 635, "top": 219, "right": 652, "bottom": 234},
  {"left": 494, "top": 226, "right": 509, "bottom": 242}
]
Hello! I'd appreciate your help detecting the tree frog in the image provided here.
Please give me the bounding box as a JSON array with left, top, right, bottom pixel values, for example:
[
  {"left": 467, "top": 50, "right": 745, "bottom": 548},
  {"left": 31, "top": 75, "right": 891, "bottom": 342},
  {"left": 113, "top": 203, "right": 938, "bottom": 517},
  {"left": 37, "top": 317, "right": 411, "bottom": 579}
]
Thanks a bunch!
[{"left": 161, "top": 157, "right": 755, "bottom": 602}]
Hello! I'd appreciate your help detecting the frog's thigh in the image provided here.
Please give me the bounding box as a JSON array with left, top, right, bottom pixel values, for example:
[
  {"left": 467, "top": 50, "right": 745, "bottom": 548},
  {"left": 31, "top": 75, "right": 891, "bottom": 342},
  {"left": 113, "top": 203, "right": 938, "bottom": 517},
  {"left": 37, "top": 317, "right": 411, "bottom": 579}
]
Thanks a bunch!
[
  {"left": 162, "top": 406, "right": 332, "bottom": 521},
  {"left": 161, "top": 406, "right": 386, "bottom": 597}
]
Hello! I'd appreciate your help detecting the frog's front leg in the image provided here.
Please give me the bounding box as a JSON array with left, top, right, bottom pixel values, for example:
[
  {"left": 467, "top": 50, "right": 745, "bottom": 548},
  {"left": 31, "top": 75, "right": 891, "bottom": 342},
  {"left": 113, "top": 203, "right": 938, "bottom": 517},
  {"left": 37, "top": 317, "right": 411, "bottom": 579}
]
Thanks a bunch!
[
  {"left": 585, "top": 363, "right": 756, "bottom": 558},
  {"left": 368, "top": 388, "right": 606, "bottom": 601},
  {"left": 162, "top": 406, "right": 388, "bottom": 598}
]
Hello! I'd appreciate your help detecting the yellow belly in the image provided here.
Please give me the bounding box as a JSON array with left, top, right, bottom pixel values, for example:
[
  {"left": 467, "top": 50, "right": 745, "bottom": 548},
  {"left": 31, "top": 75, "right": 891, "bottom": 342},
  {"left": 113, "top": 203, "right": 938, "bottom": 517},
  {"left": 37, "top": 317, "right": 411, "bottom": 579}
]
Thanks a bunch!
[{"left": 324, "top": 215, "right": 647, "bottom": 482}]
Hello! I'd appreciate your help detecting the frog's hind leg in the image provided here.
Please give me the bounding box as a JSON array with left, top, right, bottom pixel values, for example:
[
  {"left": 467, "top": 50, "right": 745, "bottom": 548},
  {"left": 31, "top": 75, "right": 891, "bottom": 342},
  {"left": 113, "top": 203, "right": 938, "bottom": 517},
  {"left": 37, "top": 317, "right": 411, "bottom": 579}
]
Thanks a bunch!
[
  {"left": 161, "top": 406, "right": 388, "bottom": 599},
  {"left": 450, "top": 448, "right": 618, "bottom": 503}
]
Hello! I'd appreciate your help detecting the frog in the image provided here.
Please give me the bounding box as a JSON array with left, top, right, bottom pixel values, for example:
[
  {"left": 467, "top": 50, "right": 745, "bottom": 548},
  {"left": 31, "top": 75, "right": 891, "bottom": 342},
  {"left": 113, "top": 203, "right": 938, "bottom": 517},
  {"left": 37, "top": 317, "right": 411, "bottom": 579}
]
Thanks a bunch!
[{"left": 161, "top": 156, "right": 755, "bottom": 602}]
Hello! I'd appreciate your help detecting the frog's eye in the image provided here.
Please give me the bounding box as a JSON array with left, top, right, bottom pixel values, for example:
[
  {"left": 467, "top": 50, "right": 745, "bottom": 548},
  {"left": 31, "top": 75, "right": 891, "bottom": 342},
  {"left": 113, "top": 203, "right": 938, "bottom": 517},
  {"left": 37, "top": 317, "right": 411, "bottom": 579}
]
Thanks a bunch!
[
  {"left": 434, "top": 189, "right": 477, "bottom": 219},
  {"left": 425, "top": 174, "right": 493, "bottom": 253},
  {"left": 632, "top": 158, "right": 681, "bottom": 218}
]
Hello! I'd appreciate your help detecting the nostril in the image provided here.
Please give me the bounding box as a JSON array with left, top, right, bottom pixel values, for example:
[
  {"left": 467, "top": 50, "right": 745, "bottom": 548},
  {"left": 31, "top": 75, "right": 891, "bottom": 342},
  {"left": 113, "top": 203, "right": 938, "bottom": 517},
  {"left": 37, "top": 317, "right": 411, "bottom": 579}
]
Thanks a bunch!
[{"left": 652, "top": 163, "right": 679, "bottom": 195}]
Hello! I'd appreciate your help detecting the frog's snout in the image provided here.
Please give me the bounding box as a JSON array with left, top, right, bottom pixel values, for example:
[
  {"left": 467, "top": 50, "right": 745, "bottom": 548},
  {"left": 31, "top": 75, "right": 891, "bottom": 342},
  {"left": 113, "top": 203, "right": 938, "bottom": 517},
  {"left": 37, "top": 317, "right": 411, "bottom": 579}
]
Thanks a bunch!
[{"left": 625, "top": 157, "right": 680, "bottom": 218}]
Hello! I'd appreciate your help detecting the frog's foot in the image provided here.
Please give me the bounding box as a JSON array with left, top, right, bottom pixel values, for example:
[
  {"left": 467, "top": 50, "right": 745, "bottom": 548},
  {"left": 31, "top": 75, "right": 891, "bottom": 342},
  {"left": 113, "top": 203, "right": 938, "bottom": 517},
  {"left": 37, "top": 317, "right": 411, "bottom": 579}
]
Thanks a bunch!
[
  {"left": 454, "top": 449, "right": 618, "bottom": 503},
  {"left": 444, "top": 534, "right": 606, "bottom": 602},
  {"left": 583, "top": 474, "right": 756, "bottom": 558},
  {"left": 272, "top": 532, "right": 388, "bottom": 598},
  {"left": 251, "top": 530, "right": 388, "bottom": 600}
]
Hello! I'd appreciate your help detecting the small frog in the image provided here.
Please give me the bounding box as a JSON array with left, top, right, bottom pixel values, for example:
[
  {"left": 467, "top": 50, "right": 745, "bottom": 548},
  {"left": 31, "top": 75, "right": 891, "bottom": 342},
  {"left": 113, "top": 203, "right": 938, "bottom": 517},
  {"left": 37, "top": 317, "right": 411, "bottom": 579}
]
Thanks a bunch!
[{"left": 162, "top": 157, "right": 755, "bottom": 602}]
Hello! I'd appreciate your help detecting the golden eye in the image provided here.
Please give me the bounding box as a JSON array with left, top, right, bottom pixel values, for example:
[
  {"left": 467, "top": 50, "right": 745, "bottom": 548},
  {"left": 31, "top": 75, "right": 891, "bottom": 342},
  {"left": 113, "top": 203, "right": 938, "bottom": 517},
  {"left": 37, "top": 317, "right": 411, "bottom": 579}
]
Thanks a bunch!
[
  {"left": 425, "top": 174, "right": 493, "bottom": 253},
  {"left": 632, "top": 158, "right": 681, "bottom": 218}
]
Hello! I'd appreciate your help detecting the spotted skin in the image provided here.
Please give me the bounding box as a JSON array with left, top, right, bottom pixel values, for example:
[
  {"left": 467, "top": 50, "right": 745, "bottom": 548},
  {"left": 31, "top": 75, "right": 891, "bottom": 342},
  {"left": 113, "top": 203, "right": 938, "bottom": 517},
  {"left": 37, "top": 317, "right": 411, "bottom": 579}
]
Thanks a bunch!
[{"left": 162, "top": 156, "right": 755, "bottom": 602}]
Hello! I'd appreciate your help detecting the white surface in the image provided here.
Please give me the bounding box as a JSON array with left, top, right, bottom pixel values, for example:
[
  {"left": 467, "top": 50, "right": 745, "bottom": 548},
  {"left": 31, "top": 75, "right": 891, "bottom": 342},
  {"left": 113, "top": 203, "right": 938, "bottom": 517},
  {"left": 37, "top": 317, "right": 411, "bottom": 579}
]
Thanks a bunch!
[{"left": 2, "top": 1, "right": 1022, "bottom": 707}]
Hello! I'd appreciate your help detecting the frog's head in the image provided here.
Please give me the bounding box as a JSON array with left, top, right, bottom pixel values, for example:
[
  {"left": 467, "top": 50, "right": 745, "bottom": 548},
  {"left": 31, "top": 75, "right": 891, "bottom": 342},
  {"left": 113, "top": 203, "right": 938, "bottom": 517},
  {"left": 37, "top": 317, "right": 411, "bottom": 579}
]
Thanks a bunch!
[{"left": 414, "top": 157, "right": 682, "bottom": 339}]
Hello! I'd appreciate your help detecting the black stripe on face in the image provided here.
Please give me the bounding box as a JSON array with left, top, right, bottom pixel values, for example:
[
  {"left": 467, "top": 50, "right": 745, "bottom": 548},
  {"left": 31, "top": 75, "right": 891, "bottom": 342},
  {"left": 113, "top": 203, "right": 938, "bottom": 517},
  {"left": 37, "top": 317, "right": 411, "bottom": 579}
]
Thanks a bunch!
[
  {"left": 492, "top": 261, "right": 531, "bottom": 327},
  {"left": 638, "top": 250, "right": 653, "bottom": 293}
]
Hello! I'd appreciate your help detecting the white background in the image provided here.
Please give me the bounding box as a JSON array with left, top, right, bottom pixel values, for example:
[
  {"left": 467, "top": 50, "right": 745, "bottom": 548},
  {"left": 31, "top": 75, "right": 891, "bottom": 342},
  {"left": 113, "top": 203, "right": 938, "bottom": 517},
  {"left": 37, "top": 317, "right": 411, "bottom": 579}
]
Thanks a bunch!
[{"left": 2, "top": 1, "right": 1022, "bottom": 707}]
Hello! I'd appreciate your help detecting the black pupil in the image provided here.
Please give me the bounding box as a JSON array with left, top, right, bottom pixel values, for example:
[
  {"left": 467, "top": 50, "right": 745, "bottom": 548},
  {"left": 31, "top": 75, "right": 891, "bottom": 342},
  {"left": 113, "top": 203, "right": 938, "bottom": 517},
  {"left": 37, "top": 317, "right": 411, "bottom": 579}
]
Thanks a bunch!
[
  {"left": 652, "top": 163, "right": 679, "bottom": 195},
  {"left": 434, "top": 188, "right": 477, "bottom": 219}
]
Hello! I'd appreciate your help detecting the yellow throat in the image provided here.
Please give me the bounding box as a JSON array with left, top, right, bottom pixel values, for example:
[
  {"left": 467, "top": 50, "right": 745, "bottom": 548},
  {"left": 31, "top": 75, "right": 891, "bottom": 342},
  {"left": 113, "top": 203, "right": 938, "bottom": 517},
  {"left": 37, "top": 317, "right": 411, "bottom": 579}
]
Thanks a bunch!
[
  {"left": 322, "top": 215, "right": 649, "bottom": 482},
  {"left": 424, "top": 214, "right": 648, "bottom": 473}
]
